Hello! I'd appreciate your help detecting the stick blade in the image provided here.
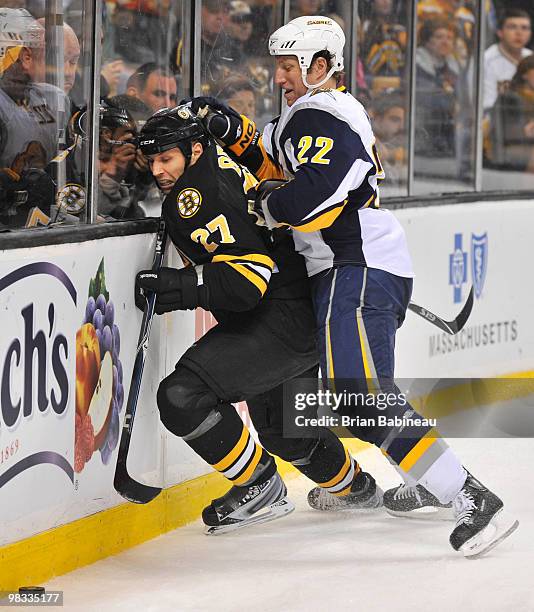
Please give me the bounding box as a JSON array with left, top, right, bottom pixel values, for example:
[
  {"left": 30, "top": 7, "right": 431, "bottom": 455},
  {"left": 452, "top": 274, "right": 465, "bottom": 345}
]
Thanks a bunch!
[
  {"left": 114, "top": 463, "right": 162, "bottom": 504},
  {"left": 450, "top": 285, "right": 474, "bottom": 333}
]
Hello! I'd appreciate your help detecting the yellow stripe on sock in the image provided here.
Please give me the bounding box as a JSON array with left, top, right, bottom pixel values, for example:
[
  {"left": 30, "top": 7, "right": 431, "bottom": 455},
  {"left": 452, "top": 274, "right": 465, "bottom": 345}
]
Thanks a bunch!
[
  {"left": 318, "top": 449, "right": 351, "bottom": 489},
  {"left": 212, "top": 427, "right": 249, "bottom": 472},
  {"left": 333, "top": 482, "right": 354, "bottom": 497},
  {"left": 399, "top": 431, "right": 438, "bottom": 473},
  {"left": 232, "top": 444, "right": 263, "bottom": 486}
]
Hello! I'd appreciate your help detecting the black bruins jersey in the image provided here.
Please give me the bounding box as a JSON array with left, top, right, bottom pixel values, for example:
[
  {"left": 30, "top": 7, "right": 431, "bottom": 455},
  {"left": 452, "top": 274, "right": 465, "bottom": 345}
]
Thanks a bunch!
[{"left": 162, "top": 143, "right": 309, "bottom": 311}]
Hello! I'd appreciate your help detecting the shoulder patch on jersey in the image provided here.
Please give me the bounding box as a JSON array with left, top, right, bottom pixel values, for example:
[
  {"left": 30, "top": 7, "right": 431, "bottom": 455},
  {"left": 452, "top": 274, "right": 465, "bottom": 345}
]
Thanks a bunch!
[{"left": 177, "top": 188, "right": 202, "bottom": 218}]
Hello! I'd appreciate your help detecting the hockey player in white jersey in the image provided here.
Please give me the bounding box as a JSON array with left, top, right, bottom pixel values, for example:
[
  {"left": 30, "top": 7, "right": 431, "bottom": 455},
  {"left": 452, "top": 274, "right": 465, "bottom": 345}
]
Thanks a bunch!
[{"left": 189, "top": 15, "right": 519, "bottom": 558}]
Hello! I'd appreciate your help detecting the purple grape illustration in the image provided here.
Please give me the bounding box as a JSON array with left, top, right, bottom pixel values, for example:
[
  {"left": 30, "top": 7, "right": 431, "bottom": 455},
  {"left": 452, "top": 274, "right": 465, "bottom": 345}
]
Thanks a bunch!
[
  {"left": 102, "top": 325, "right": 112, "bottom": 355},
  {"left": 104, "top": 300, "right": 114, "bottom": 327},
  {"left": 92, "top": 309, "right": 103, "bottom": 332},
  {"left": 112, "top": 324, "right": 120, "bottom": 356},
  {"left": 96, "top": 293, "right": 106, "bottom": 314},
  {"left": 85, "top": 296, "right": 96, "bottom": 324}
]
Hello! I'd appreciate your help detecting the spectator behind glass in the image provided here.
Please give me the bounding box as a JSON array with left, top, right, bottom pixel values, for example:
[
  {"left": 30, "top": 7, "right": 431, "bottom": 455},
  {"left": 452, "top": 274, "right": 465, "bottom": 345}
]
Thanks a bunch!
[
  {"left": 290, "top": 0, "right": 323, "bottom": 20},
  {"left": 0, "top": 8, "right": 70, "bottom": 229},
  {"left": 368, "top": 90, "right": 406, "bottom": 189},
  {"left": 37, "top": 18, "right": 80, "bottom": 95},
  {"left": 484, "top": 9, "right": 532, "bottom": 112},
  {"left": 126, "top": 63, "right": 177, "bottom": 115},
  {"left": 218, "top": 75, "right": 257, "bottom": 120},
  {"left": 488, "top": 54, "right": 534, "bottom": 173},
  {"left": 98, "top": 103, "right": 145, "bottom": 220},
  {"left": 200, "top": 0, "right": 242, "bottom": 91},
  {"left": 415, "top": 17, "right": 459, "bottom": 158},
  {"left": 359, "top": 0, "right": 407, "bottom": 96},
  {"left": 226, "top": 1, "right": 254, "bottom": 58}
]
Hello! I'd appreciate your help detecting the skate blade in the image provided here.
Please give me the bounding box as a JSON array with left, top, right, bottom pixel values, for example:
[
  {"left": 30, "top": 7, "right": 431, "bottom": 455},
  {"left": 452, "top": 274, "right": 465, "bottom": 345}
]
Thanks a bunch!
[
  {"left": 385, "top": 505, "right": 454, "bottom": 521},
  {"left": 309, "top": 488, "right": 384, "bottom": 512},
  {"left": 204, "top": 497, "right": 295, "bottom": 536},
  {"left": 461, "top": 510, "right": 519, "bottom": 559}
]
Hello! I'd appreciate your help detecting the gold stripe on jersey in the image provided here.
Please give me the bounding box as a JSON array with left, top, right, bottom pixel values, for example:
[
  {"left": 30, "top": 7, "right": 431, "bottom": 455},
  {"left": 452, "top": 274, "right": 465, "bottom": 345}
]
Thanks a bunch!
[
  {"left": 226, "top": 262, "right": 268, "bottom": 296},
  {"left": 292, "top": 199, "right": 347, "bottom": 233},
  {"left": 399, "top": 429, "right": 438, "bottom": 473},
  {"left": 212, "top": 253, "right": 274, "bottom": 296},
  {"left": 212, "top": 426, "right": 249, "bottom": 472},
  {"left": 212, "top": 253, "right": 275, "bottom": 269}
]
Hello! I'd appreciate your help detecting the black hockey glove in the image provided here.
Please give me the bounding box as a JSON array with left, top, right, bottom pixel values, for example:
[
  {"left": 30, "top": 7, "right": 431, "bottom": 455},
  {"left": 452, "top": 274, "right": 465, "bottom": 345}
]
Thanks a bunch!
[
  {"left": 135, "top": 266, "right": 208, "bottom": 314},
  {"left": 184, "top": 96, "right": 260, "bottom": 156}
]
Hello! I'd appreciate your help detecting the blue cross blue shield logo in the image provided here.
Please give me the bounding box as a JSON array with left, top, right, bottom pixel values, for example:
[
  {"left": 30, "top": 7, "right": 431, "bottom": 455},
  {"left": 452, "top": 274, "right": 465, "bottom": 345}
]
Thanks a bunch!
[
  {"left": 449, "top": 233, "right": 467, "bottom": 303},
  {"left": 471, "top": 233, "right": 488, "bottom": 299}
]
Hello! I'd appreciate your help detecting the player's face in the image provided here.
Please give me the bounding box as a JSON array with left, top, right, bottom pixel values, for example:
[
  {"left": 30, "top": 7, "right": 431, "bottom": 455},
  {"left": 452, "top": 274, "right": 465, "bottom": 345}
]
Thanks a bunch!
[
  {"left": 140, "top": 73, "right": 178, "bottom": 113},
  {"left": 147, "top": 148, "right": 187, "bottom": 193},
  {"left": 274, "top": 56, "right": 308, "bottom": 106},
  {"left": 498, "top": 18, "right": 532, "bottom": 52}
]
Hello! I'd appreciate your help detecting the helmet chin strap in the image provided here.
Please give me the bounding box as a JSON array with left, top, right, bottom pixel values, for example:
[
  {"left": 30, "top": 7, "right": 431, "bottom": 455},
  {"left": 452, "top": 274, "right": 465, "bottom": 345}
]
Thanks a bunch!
[{"left": 301, "top": 64, "right": 338, "bottom": 91}]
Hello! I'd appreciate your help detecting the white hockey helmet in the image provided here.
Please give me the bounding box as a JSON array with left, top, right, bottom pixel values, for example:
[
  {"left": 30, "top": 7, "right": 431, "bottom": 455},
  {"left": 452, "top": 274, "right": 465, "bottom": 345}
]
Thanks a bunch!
[
  {"left": 0, "top": 8, "right": 44, "bottom": 73},
  {"left": 269, "top": 15, "right": 345, "bottom": 89}
]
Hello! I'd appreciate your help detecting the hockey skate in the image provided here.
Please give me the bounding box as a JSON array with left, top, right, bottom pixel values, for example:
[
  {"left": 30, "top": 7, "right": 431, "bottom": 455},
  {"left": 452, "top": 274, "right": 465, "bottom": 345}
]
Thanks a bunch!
[
  {"left": 307, "top": 470, "right": 383, "bottom": 511},
  {"left": 383, "top": 483, "right": 454, "bottom": 521},
  {"left": 202, "top": 472, "right": 294, "bottom": 535},
  {"left": 450, "top": 473, "right": 519, "bottom": 559}
]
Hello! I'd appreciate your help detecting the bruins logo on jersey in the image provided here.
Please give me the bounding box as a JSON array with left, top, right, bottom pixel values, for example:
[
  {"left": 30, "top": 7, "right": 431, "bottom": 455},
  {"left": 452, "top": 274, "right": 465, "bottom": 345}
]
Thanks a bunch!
[
  {"left": 177, "top": 188, "right": 202, "bottom": 218},
  {"left": 57, "top": 183, "right": 86, "bottom": 214}
]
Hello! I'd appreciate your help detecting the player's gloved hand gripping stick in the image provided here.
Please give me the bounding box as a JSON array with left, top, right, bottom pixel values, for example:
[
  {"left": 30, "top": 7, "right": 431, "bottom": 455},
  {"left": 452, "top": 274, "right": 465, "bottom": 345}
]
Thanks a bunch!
[{"left": 114, "top": 218, "right": 167, "bottom": 503}]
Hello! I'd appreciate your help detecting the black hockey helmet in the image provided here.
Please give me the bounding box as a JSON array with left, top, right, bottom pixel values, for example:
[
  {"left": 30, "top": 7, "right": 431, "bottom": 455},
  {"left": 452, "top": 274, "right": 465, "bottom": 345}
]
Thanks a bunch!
[
  {"left": 100, "top": 104, "right": 137, "bottom": 133},
  {"left": 139, "top": 104, "right": 209, "bottom": 163},
  {"left": 68, "top": 102, "right": 137, "bottom": 142}
]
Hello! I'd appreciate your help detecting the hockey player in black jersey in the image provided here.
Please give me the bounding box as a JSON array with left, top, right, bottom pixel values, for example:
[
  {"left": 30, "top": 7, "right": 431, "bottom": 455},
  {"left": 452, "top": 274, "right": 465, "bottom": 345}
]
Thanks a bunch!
[
  {"left": 186, "top": 17, "right": 519, "bottom": 556},
  {"left": 136, "top": 105, "right": 382, "bottom": 534}
]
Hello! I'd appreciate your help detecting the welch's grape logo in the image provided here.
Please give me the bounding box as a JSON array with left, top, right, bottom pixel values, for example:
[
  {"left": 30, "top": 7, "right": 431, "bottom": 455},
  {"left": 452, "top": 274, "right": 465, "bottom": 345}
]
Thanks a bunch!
[
  {"left": 0, "top": 263, "right": 76, "bottom": 489},
  {"left": 75, "top": 258, "right": 123, "bottom": 472}
]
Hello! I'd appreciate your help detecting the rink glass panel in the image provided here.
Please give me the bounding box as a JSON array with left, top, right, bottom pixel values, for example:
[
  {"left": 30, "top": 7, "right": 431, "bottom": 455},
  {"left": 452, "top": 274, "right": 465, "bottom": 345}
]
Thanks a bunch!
[
  {"left": 411, "top": 0, "right": 478, "bottom": 195},
  {"left": 0, "top": 3, "right": 94, "bottom": 230},
  {"left": 356, "top": 0, "right": 412, "bottom": 197}
]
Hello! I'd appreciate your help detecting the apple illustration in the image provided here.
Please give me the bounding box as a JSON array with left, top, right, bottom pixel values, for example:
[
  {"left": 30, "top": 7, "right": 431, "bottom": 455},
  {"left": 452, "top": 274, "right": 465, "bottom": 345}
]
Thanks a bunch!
[
  {"left": 88, "top": 352, "right": 114, "bottom": 449},
  {"left": 76, "top": 323, "right": 101, "bottom": 417}
]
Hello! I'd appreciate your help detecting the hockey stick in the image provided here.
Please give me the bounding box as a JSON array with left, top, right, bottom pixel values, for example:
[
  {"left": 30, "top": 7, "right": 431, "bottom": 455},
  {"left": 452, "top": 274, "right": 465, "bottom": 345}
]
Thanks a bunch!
[
  {"left": 408, "top": 286, "right": 474, "bottom": 335},
  {"left": 114, "top": 218, "right": 167, "bottom": 504}
]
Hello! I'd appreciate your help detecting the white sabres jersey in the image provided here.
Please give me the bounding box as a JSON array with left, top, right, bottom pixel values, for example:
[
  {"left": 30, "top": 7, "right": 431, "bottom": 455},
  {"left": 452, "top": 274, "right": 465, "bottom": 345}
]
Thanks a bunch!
[
  {"left": 0, "top": 82, "right": 67, "bottom": 172},
  {"left": 261, "top": 88, "right": 414, "bottom": 279}
]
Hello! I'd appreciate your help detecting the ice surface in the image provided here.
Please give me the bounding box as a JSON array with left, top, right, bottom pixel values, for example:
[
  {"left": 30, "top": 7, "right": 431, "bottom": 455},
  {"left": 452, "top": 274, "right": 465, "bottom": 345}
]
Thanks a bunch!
[{"left": 45, "top": 439, "right": 533, "bottom": 612}]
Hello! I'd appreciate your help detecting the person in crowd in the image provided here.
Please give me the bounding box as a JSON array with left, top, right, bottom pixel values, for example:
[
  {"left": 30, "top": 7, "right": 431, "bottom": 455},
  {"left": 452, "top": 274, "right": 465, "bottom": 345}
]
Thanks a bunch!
[
  {"left": 98, "top": 103, "right": 145, "bottom": 219},
  {"left": 488, "top": 54, "right": 534, "bottom": 172},
  {"left": 290, "top": 0, "right": 324, "bottom": 20},
  {"left": 359, "top": 0, "right": 407, "bottom": 95},
  {"left": 36, "top": 18, "right": 80, "bottom": 95},
  {"left": 368, "top": 90, "right": 406, "bottom": 188},
  {"left": 200, "top": 0, "right": 241, "bottom": 91},
  {"left": 484, "top": 8, "right": 532, "bottom": 112},
  {"left": 0, "top": 7, "right": 69, "bottom": 228},
  {"left": 218, "top": 74, "right": 257, "bottom": 120},
  {"left": 415, "top": 17, "right": 460, "bottom": 157},
  {"left": 126, "top": 62, "right": 177, "bottom": 115},
  {"left": 225, "top": 1, "right": 254, "bottom": 64}
]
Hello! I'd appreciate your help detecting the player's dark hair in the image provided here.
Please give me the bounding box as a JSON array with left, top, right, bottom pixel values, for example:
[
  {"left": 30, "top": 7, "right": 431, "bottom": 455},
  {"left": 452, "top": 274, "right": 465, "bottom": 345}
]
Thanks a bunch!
[{"left": 310, "top": 50, "right": 344, "bottom": 85}]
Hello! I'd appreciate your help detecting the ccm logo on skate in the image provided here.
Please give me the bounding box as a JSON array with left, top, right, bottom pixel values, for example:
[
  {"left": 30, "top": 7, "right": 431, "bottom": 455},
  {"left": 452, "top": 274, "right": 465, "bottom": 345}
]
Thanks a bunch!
[{"left": 0, "top": 263, "right": 76, "bottom": 488}]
